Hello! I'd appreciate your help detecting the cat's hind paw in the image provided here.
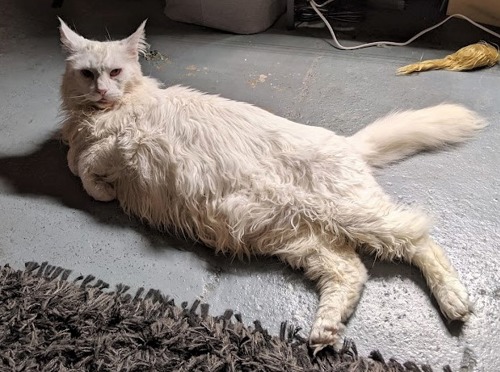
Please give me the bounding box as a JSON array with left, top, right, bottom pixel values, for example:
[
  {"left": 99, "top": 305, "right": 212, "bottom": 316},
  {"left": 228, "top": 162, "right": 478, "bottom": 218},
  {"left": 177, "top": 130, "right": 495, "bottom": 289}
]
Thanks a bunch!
[
  {"left": 309, "top": 316, "right": 345, "bottom": 353},
  {"left": 435, "top": 279, "right": 472, "bottom": 322}
]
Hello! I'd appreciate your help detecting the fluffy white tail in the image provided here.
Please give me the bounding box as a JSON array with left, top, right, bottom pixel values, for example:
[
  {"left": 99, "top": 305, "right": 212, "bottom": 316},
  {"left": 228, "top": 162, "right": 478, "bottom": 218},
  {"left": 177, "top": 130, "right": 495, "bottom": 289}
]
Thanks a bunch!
[{"left": 349, "top": 104, "right": 486, "bottom": 168}]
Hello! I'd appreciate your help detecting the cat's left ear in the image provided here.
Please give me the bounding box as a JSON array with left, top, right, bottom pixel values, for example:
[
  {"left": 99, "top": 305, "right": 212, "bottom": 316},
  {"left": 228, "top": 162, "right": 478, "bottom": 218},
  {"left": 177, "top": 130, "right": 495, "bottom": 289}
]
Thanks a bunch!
[
  {"left": 124, "top": 20, "right": 148, "bottom": 59},
  {"left": 58, "top": 18, "right": 87, "bottom": 53}
]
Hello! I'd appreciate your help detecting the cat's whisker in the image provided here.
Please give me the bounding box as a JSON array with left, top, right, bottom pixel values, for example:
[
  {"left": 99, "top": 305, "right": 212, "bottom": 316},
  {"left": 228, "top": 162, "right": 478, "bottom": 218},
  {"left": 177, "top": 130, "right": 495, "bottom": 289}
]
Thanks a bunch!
[
  {"left": 68, "top": 94, "right": 89, "bottom": 100},
  {"left": 70, "top": 95, "right": 98, "bottom": 104},
  {"left": 105, "top": 27, "right": 111, "bottom": 41}
]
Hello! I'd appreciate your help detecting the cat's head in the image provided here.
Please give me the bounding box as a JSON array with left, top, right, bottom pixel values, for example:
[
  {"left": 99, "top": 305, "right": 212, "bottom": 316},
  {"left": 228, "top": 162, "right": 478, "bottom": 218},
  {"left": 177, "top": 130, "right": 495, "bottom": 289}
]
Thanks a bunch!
[{"left": 59, "top": 18, "right": 148, "bottom": 110}]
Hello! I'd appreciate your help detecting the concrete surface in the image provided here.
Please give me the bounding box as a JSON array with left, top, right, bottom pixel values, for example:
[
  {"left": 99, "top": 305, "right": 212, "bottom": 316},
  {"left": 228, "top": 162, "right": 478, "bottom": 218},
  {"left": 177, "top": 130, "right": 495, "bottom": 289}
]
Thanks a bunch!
[{"left": 1, "top": 1, "right": 499, "bottom": 370}]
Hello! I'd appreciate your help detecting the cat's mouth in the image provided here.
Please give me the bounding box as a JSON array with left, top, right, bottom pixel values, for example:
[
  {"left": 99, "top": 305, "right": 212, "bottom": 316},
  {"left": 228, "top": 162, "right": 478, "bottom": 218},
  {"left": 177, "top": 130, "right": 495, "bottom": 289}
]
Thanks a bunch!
[{"left": 94, "top": 98, "right": 115, "bottom": 109}]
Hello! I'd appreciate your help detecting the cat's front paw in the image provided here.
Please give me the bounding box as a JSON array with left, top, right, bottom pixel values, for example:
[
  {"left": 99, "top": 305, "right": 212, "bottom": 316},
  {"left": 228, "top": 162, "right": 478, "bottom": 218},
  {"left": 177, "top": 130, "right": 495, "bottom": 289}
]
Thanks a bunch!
[
  {"left": 84, "top": 179, "right": 116, "bottom": 202},
  {"left": 309, "top": 316, "right": 345, "bottom": 353},
  {"left": 90, "top": 182, "right": 116, "bottom": 202}
]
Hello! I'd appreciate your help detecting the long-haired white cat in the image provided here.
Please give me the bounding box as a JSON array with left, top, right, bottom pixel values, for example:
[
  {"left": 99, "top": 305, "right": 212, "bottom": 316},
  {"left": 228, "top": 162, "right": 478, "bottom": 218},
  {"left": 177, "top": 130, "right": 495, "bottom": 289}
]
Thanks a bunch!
[{"left": 58, "top": 19, "right": 484, "bottom": 349}]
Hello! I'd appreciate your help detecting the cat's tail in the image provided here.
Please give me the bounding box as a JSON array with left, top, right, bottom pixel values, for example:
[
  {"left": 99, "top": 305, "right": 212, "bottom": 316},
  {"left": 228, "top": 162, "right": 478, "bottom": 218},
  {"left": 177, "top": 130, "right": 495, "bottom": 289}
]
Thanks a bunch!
[{"left": 349, "top": 103, "right": 486, "bottom": 168}]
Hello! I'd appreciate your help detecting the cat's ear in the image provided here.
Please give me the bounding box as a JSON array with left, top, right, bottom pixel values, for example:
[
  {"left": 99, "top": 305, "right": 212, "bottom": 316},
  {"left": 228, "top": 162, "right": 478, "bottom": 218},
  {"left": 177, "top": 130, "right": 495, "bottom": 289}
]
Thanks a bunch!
[
  {"left": 58, "top": 18, "right": 87, "bottom": 53},
  {"left": 123, "top": 20, "right": 148, "bottom": 59}
]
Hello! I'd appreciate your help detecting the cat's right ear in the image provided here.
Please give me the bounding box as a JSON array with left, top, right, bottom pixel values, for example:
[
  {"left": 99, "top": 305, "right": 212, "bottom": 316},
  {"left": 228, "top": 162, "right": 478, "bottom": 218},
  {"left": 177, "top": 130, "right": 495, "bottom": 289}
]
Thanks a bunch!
[
  {"left": 123, "top": 20, "right": 148, "bottom": 59},
  {"left": 58, "top": 18, "right": 87, "bottom": 53}
]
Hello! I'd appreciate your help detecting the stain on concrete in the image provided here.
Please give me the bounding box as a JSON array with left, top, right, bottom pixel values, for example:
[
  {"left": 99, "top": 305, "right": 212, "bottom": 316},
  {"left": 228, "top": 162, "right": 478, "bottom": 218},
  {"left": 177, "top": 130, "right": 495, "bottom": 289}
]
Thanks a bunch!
[{"left": 248, "top": 73, "right": 269, "bottom": 87}]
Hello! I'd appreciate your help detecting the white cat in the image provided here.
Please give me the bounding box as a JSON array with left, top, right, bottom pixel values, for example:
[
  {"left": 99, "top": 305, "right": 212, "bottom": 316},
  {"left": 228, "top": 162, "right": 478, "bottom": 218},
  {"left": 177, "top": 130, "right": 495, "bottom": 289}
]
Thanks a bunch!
[{"left": 58, "top": 19, "right": 485, "bottom": 350}]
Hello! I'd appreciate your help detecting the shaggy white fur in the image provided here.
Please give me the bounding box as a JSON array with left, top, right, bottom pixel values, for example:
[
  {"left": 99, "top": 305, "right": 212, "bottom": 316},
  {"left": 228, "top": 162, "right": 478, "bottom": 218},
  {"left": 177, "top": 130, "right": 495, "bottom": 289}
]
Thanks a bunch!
[{"left": 58, "top": 19, "right": 486, "bottom": 350}]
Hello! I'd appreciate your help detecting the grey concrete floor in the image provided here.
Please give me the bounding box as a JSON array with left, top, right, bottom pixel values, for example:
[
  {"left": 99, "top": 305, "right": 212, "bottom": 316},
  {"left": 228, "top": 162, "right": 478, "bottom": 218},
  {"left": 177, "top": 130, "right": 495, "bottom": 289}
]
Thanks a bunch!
[{"left": 1, "top": 1, "right": 499, "bottom": 370}]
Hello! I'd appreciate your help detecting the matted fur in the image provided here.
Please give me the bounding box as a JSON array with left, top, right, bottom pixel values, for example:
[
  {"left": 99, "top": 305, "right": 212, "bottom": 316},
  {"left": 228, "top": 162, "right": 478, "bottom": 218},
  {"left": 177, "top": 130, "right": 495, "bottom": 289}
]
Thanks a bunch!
[{"left": 58, "top": 19, "right": 486, "bottom": 349}]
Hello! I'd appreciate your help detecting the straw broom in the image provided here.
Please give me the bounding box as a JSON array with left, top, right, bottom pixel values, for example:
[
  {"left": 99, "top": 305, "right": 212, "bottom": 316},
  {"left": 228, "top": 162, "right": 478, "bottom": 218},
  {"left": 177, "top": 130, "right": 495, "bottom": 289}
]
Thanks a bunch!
[{"left": 397, "top": 42, "right": 499, "bottom": 75}]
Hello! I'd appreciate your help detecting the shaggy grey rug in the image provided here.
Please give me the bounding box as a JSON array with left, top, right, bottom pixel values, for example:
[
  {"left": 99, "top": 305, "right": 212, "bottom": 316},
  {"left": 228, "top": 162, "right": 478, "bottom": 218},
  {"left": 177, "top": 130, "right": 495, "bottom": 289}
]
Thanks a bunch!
[{"left": 0, "top": 262, "right": 448, "bottom": 372}]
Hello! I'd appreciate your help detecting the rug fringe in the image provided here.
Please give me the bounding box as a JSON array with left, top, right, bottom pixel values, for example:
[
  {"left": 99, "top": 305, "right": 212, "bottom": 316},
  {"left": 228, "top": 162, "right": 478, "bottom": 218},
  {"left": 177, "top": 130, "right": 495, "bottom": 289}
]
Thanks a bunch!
[
  {"left": 0, "top": 262, "right": 446, "bottom": 372},
  {"left": 24, "top": 261, "right": 73, "bottom": 281}
]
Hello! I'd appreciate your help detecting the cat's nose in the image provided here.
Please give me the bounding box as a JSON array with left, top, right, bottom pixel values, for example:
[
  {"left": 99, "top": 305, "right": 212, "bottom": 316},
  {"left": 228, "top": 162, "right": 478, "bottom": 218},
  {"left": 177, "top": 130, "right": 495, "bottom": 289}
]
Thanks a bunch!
[{"left": 97, "top": 88, "right": 108, "bottom": 96}]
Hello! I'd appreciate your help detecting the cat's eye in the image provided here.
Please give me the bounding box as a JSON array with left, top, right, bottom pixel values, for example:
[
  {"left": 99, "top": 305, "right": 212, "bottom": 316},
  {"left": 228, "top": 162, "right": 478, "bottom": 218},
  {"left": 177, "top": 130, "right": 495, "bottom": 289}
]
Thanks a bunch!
[
  {"left": 110, "top": 69, "right": 122, "bottom": 77},
  {"left": 80, "top": 69, "right": 94, "bottom": 79}
]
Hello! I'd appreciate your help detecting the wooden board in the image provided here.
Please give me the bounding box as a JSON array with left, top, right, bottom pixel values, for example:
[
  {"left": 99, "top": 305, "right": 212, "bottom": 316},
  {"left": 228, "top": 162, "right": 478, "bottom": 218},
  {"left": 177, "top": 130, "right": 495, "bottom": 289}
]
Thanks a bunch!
[{"left": 447, "top": 0, "right": 500, "bottom": 27}]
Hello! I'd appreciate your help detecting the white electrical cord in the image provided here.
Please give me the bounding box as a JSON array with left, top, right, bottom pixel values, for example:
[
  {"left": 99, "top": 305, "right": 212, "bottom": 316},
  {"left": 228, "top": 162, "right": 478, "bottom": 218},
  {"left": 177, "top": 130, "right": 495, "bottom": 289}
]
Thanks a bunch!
[
  {"left": 308, "top": 0, "right": 500, "bottom": 50},
  {"left": 314, "top": 0, "right": 336, "bottom": 8}
]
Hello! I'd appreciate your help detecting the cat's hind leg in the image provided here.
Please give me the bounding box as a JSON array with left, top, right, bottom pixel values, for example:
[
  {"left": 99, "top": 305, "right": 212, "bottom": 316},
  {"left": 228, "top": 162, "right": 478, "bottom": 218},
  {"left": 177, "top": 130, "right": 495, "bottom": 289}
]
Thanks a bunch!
[
  {"left": 348, "top": 198, "right": 472, "bottom": 322},
  {"left": 411, "top": 238, "right": 471, "bottom": 321},
  {"left": 275, "top": 236, "right": 368, "bottom": 351}
]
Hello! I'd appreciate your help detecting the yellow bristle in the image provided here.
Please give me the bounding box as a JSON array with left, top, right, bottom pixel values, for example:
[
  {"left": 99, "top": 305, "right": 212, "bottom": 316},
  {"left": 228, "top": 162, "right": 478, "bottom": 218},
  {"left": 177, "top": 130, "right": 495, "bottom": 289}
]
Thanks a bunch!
[{"left": 397, "top": 42, "right": 500, "bottom": 75}]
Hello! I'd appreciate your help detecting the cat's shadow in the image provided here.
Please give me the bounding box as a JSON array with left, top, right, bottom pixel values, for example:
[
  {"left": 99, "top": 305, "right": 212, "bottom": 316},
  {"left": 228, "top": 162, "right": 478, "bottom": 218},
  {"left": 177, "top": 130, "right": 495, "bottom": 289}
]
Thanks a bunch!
[
  {"left": 361, "top": 258, "right": 465, "bottom": 337},
  {"left": 0, "top": 135, "right": 464, "bottom": 336},
  {"left": 0, "top": 137, "right": 90, "bottom": 212}
]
